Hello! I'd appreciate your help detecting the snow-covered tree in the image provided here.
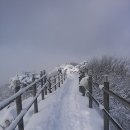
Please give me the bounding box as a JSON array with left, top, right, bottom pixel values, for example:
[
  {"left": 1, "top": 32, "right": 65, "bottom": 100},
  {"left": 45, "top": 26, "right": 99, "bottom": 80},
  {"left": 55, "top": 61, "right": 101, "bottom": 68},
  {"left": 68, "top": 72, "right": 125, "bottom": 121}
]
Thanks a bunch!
[{"left": 86, "top": 56, "right": 130, "bottom": 130}]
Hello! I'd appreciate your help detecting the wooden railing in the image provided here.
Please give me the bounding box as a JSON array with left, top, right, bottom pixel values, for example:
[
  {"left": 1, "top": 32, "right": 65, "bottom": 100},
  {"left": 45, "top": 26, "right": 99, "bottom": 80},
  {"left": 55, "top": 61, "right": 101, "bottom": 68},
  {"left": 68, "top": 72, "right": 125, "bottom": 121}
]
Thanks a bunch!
[
  {"left": 80, "top": 74, "right": 130, "bottom": 130},
  {"left": 0, "top": 70, "right": 66, "bottom": 130}
]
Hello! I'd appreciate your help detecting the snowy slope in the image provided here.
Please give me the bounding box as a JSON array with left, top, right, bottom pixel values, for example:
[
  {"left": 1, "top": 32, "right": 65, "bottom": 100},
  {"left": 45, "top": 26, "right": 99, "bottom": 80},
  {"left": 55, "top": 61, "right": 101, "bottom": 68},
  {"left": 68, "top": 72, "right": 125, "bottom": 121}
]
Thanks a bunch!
[{"left": 25, "top": 72, "right": 103, "bottom": 130}]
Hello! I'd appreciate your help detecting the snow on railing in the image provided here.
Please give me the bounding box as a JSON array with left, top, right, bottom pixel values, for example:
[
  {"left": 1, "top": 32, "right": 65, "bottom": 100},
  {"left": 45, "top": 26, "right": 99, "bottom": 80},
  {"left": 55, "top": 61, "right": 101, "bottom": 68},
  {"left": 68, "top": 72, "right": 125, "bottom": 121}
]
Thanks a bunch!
[
  {"left": 0, "top": 69, "right": 67, "bottom": 130},
  {"left": 0, "top": 74, "right": 47, "bottom": 110},
  {"left": 79, "top": 71, "right": 130, "bottom": 130}
]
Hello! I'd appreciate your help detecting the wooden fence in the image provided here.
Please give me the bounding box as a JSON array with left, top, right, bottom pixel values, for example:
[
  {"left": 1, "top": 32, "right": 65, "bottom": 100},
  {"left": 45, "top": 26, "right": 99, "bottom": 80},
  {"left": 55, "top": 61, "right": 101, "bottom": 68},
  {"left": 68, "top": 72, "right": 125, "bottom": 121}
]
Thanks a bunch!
[
  {"left": 0, "top": 70, "right": 66, "bottom": 130},
  {"left": 83, "top": 74, "right": 130, "bottom": 130}
]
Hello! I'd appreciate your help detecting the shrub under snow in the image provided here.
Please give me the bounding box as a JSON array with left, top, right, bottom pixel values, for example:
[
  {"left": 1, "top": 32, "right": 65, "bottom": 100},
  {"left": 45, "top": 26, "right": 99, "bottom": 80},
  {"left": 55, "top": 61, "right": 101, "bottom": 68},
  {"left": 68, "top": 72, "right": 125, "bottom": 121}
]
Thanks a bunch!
[{"left": 81, "top": 56, "right": 130, "bottom": 130}]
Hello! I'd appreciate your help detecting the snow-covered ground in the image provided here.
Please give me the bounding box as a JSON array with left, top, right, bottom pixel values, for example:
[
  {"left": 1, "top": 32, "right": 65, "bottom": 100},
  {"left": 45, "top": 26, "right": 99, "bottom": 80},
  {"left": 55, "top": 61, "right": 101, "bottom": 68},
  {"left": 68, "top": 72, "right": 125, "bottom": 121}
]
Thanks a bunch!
[
  {"left": 0, "top": 65, "right": 103, "bottom": 130},
  {"left": 25, "top": 72, "right": 103, "bottom": 130}
]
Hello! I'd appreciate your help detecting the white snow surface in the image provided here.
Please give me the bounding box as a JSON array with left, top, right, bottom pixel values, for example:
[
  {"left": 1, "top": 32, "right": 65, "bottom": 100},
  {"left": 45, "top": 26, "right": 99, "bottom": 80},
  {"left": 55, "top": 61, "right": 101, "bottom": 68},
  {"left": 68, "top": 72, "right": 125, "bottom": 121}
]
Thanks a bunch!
[
  {"left": 0, "top": 66, "right": 103, "bottom": 130},
  {"left": 99, "top": 85, "right": 104, "bottom": 90},
  {"left": 25, "top": 72, "right": 103, "bottom": 130},
  {"left": 79, "top": 76, "right": 89, "bottom": 88}
]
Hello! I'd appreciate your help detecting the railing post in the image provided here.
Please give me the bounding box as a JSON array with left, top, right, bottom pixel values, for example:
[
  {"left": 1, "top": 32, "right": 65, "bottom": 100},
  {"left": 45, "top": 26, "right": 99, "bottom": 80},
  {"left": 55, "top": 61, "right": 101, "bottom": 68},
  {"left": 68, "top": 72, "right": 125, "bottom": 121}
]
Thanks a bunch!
[
  {"left": 61, "top": 74, "right": 63, "bottom": 84},
  {"left": 103, "top": 75, "right": 109, "bottom": 130},
  {"left": 14, "top": 80, "right": 24, "bottom": 130},
  {"left": 58, "top": 74, "right": 60, "bottom": 87},
  {"left": 86, "top": 68, "right": 88, "bottom": 75},
  {"left": 40, "top": 71, "right": 44, "bottom": 100},
  {"left": 48, "top": 78, "right": 52, "bottom": 93},
  {"left": 64, "top": 72, "right": 66, "bottom": 81},
  {"left": 44, "top": 76, "right": 47, "bottom": 95},
  {"left": 32, "top": 74, "right": 38, "bottom": 113},
  {"left": 54, "top": 76, "right": 57, "bottom": 90},
  {"left": 45, "top": 86, "right": 47, "bottom": 95},
  {"left": 88, "top": 76, "right": 92, "bottom": 108}
]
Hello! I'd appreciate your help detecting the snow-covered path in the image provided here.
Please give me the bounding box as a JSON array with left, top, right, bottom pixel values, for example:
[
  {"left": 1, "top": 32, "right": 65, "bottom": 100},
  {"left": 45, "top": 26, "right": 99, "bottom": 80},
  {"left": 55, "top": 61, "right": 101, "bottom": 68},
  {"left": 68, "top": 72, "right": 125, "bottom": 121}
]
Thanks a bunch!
[{"left": 25, "top": 72, "right": 103, "bottom": 130}]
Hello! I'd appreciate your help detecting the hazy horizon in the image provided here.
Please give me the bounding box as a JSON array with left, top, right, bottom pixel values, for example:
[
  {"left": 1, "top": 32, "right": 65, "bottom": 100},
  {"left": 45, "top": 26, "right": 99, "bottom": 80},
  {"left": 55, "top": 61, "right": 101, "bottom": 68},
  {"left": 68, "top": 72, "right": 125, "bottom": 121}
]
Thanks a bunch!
[{"left": 0, "top": 0, "right": 130, "bottom": 85}]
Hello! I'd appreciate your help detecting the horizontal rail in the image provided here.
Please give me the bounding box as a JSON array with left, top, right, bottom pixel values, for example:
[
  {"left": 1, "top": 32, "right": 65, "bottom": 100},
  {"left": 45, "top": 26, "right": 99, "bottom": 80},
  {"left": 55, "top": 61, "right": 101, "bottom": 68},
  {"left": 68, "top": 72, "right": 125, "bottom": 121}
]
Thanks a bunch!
[
  {"left": 103, "top": 88, "right": 130, "bottom": 109},
  {"left": 102, "top": 109, "right": 124, "bottom": 130},
  {"left": 52, "top": 78, "right": 64, "bottom": 88},
  {"left": 7, "top": 82, "right": 48, "bottom": 130},
  {"left": 79, "top": 70, "right": 130, "bottom": 130},
  {"left": 0, "top": 74, "right": 47, "bottom": 110},
  {"left": 6, "top": 72, "right": 66, "bottom": 130},
  {"left": 50, "top": 73, "right": 63, "bottom": 81},
  {"left": 86, "top": 89, "right": 124, "bottom": 130},
  {"left": 0, "top": 69, "right": 66, "bottom": 130},
  {"left": 86, "top": 91, "right": 100, "bottom": 107}
]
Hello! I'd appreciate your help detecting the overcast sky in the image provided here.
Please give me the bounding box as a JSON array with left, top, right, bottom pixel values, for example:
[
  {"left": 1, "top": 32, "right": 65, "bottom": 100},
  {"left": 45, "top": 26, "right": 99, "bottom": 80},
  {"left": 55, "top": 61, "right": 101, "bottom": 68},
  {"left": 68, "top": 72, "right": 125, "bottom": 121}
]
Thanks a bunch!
[{"left": 0, "top": 0, "right": 130, "bottom": 84}]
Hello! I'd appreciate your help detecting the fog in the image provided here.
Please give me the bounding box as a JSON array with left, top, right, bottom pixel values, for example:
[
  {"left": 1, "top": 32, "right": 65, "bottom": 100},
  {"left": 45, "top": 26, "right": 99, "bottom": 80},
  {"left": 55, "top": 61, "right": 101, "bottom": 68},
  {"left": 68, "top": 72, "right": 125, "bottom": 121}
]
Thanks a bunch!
[{"left": 0, "top": 0, "right": 130, "bottom": 84}]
